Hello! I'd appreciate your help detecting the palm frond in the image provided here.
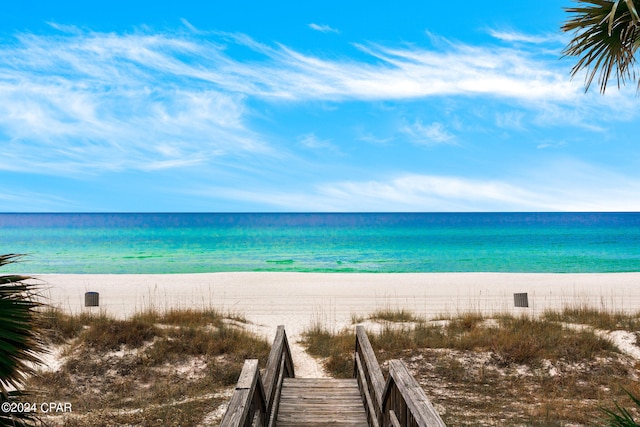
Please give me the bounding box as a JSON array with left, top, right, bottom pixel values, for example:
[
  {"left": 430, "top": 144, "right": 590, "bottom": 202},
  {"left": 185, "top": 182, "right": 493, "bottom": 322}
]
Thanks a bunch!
[
  {"left": 599, "top": 388, "right": 640, "bottom": 426},
  {"left": 562, "top": 0, "right": 640, "bottom": 93},
  {"left": 0, "top": 254, "right": 44, "bottom": 427}
]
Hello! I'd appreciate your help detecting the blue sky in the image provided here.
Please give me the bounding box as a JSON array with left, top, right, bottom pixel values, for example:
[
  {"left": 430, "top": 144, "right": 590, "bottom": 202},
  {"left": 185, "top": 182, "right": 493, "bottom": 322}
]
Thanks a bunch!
[{"left": 1, "top": 1, "right": 639, "bottom": 212}]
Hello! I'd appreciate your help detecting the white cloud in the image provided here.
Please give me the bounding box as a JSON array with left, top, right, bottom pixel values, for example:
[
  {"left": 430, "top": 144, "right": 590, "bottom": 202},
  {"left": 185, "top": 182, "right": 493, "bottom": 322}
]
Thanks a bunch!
[
  {"left": 299, "top": 134, "right": 340, "bottom": 152},
  {"left": 8, "top": 26, "right": 592, "bottom": 104},
  {"left": 488, "top": 29, "right": 561, "bottom": 44},
  {"left": 198, "top": 163, "right": 640, "bottom": 212},
  {"left": 0, "top": 31, "right": 270, "bottom": 175},
  {"left": 495, "top": 111, "right": 525, "bottom": 129},
  {"left": 180, "top": 18, "right": 200, "bottom": 33},
  {"left": 308, "top": 23, "right": 340, "bottom": 34},
  {"left": 402, "top": 121, "right": 455, "bottom": 145},
  {"left": 312, "top": 175, "right": 549, "bottom": 211},
  {"left": 358, "top": 133, "right": 394, "bottom": 145},
  {"left": 0, "top": 187, "right": 78, "bottom": 211},
  {"left": 0, "top": 26, "right": 636, "bottom": 179}
]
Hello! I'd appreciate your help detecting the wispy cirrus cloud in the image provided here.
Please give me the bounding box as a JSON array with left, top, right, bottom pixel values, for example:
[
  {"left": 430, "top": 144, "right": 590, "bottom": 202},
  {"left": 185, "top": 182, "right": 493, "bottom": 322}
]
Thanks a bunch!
[
  {"left": 0, "top": 25, "right": 635, "bottom": 179},
  {"left": 308, "top": 23, "right": 340, "bottom": 34},
  {"left": 488, "top": 29, "right": 563, "bottom": 44},
  {"left": 0, "top": 186, "right": 78, "bottom": 211},
  {"left": 200, "top": 166, "right": 640, "bottom": 212},
  {"left": 299, "top": 133, "right": 341, "bottom": 153},
  {"left": 5, "top": 25, "right": 594, "bottom": 104},
  {"left": 495, "top": 111, "right": 526, "bottom": 130},
  {"left": 402, "top": 121, "right": 455, "bottom": 146},
  {"left": 0, "top": 29, "right": 269, "bottom": 175}
]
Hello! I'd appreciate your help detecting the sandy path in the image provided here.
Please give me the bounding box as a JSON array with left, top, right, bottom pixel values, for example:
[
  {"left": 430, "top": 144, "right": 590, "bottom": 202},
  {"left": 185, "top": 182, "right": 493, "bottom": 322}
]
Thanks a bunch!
[{"left": 241, "top": 322, "right": 328, "bottom": 378}]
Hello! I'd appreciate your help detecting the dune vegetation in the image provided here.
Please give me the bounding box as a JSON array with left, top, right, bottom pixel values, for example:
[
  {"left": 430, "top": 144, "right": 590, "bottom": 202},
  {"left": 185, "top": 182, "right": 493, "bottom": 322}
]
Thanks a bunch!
[
  {"left": 303, "top": 307, "right": 640, "bottom": 426},
  {"left": 27, "top": 308, "right": 270, "bottom": 427}
]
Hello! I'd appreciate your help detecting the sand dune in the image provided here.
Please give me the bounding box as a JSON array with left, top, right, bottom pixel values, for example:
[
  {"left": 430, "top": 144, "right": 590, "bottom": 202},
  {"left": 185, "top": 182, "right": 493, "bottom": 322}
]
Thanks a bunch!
[{"left": 38, "top": 272, "right": 640, "bottom": 338}]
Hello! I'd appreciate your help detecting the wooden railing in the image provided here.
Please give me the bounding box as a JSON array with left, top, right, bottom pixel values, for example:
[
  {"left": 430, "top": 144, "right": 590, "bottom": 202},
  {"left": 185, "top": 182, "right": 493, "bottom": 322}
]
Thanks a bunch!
[
  {"left": 263, "top": 326, "right": 295, "bottom": 427},
  {"left": 221, "top": 324, "right": 445, "bottom": 427},
  {"left": 220, "top": 325, "right": 294, "bottom": 427},
  {"left": 219, "top": 359, "right": 267, "bottom": 427},
  {"left": 354, "top": 325, "right": 447, "bottom": 427},
  {"left": 381, "top": 360, "right": 446, "bottom": 427},
  {"left": 354, "top": 325, "right": 385, "bottom": 427}
]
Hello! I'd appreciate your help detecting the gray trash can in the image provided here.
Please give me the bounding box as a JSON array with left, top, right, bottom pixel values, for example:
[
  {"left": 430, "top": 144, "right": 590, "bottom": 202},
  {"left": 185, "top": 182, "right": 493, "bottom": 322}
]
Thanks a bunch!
[
  {"left": 513, "top": 293, "right": 528, "bottom": 308},
  {"left": 85, "top": 292, "right": 99, "bottom": 307}
]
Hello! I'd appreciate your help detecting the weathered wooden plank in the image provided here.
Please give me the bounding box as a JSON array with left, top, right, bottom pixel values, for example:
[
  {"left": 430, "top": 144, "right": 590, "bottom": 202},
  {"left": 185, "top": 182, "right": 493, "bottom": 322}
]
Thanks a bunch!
[
  {"left": 279, "top": 397, "right": 364, "bottom": 402},
  {"left": 382, "top": 360, "right": 446, "bottom": 427},
  {"left": 264, "top": 326, "right": 293, "bottom": 399},
  {"left": 267, "top": 356, "right": 286, "bottom": 427},
  {"left": 278, "top": 406, "right": 365, "bottom": 412},
  {"left": 277, "top": 422, "right": 368, "bottom": 427},
  {"left": 279, "top": 392, "right": 362, "bottom": 398},
  {"left": 278, "top": 413, "right": 366, "bottom": 418},
  {"left": 264, "top": 327, "right": 284, "bottom": 386},
  {"left": 220, "top": 359, "right": 269, "bottom": 427},
  {"left": 355, "top": 352, "right": 380, "bottom": 427},
  {"left": 279, "top": 402, "right": 364, "bottom": 407},
  {"left": 263, "top": 325, "right": 295, "bottom": 427},
  {"left": 279, "top": 406, "right": 363, "bottom": 412},
  {"left": 277, "top": 417, "right": 366, "bottom": 423},
  {"left": 277, "top": 412, "right": 366, "bottom": 419},
  {"left": 220, "top": 389, "right": 250, "bottom": 427},
  {"left": 224, "top": 325, "right": 447, "bottom": 427},
  {"left": 280, "top": 391, "right": 362, "bottom": 398},
  {"left": 279, "top": 403, "right": 364, "bottom": 409},
  {"left": 280, "top": 389, "right": 363, "bottom": 394},
  {"left": 275, "top": 377, "right": 368, "bottom": 427},
  {"left": 282, "top": 381, "right": 360, "bottom": 387},
  {"left": 277, "top": 412, "right": 366, "bottom": 417},
  {"left": 278, "top": 412, "right": 366, "bottom": 417},
  {"left": 355, "top": 326, "right": 385, "bottom": 407},
  {"left": 236, "top": 359, "right": 260, "bottom": 389},
  {"left": 263, "top": 329, "right": 283, "bottom": 401},
  {"left": 280, "top": 385, "right": 361, "bottom": 390},
  {"left": 280, "top": 391, "right": 363, "bottom": 396},
  {"left": 277, "top": 418, "right": 367, "bottom": 423},
  {"left": 389, "top": 410, "right": 402, "bottom": 427},
  {"left": 354, "top": 326, "right": 385, "bottom": 427}
]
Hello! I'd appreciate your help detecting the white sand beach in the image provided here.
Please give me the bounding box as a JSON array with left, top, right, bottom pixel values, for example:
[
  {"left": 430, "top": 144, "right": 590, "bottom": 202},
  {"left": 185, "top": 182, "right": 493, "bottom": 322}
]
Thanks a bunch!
[
  {"left": 38, "top": 272, "right": 640, "bottom": 337},
  {"left": 32, "top": 272, "right": 640, "bottom": 379}
]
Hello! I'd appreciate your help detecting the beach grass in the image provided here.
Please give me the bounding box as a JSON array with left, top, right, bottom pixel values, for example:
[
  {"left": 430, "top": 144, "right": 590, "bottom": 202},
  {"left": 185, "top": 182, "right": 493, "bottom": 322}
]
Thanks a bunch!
[
  {"left": 541, "top": 305, "right": 640, "bottom": 331},
  {"left": 30, "top": 307, "right": 270, "bottom": 426},
  {"left": 30, "top": 303, "right": 640, "bottom": 426},
  {"left": 302, "top": 319, "right": 356, "bottom": 378},
  {"left": 368, "top": 307, "right": 419, "bottom": 323},
  {"left": 302, "top": 307, "right": 640, "bottom": 426}
]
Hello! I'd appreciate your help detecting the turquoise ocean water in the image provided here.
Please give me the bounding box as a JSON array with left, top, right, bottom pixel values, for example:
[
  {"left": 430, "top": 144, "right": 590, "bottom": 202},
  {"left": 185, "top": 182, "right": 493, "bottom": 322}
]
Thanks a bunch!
[{"left": 1, "top": 213, "right": 639, "bottom": 274}]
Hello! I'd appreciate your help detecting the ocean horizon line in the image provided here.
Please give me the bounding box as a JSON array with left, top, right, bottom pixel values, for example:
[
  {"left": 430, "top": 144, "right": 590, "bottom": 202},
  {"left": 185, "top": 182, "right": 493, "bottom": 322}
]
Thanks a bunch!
[
  {"left": 2, "top": 212, "right": 639, "bottom": 275},
  {"left": 2, "top": 211, "right": 640, "bottom": 214}
]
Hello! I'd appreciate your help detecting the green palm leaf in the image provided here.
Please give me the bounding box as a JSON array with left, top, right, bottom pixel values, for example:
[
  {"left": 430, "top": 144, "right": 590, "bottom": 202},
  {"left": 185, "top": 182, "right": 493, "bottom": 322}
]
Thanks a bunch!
[
  {"left": 562, "top": 0, "right": 640, "bottom": 93},
  {"left": 0, "top": 254, "right": 43, "bottom": 427},
  {"left": 599, "top": 388, "right": 640, "bottom": 426}
]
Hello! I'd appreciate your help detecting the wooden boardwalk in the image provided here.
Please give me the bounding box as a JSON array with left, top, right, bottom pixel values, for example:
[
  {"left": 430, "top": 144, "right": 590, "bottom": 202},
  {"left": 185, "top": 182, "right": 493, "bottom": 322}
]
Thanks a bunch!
[
  {"left": 219, "top": 326, "right": 446, "bottom": 427},
  {"left": 277, "top": 378, "right": 368, "bottom": 427}
]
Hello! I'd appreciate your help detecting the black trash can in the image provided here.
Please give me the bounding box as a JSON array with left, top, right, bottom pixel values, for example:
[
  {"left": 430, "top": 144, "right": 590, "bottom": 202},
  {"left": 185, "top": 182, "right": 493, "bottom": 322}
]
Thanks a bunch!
[
  {"left": 85, "top": 292, "right": 100, "bottom": 307},
  {"left": 513, "top": 293, "right": 528, "bottom": 308}
]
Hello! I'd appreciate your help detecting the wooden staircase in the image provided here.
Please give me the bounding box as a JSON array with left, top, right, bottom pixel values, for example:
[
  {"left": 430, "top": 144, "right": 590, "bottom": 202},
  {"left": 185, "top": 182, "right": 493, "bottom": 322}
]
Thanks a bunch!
[
  {"left": 277, "top": 378, "right": 368, "bottom": 427},
  {"left": 219, "top": 325, "right": 446, "bottom": 427}
]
